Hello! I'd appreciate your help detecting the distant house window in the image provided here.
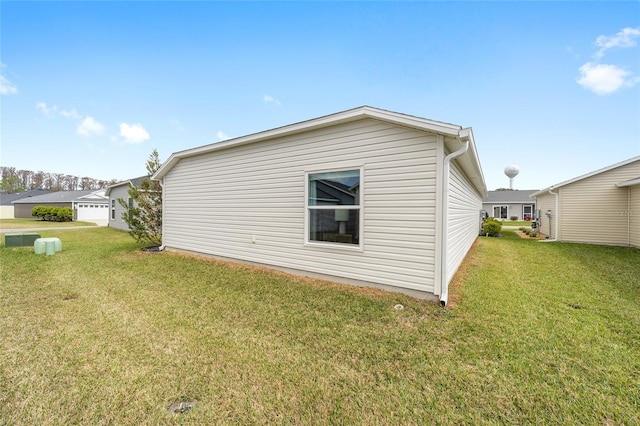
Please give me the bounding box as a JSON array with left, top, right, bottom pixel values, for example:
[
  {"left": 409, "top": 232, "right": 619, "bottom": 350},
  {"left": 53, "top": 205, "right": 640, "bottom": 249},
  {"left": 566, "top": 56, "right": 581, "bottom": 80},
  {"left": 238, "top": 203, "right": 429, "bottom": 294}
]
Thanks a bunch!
[
  {"left": 111, "top": 199, "right": 115, "bottom": 220},
  {"left": 523, "top": 204, "right": 534, "bottom": 220},
  {"left": 128, "top": 198, "right": 134, "bottom": 209},
  {"left": 306, "top": 169, "right": 362, "bottom": 247},
  {"left": 493, "top": 205, "right": 508, "bottom": 219}
]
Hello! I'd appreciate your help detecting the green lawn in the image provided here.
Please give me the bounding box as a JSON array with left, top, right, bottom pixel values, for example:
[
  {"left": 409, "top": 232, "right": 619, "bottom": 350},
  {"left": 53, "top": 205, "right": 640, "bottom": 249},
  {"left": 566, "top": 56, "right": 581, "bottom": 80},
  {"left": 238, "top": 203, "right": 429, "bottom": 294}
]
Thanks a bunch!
[
  {"left": 1, "top": 228, "right": 638, "bottom": 424},
  {"left": 0, "top": 218, "right": 98, "bottom": 229}
]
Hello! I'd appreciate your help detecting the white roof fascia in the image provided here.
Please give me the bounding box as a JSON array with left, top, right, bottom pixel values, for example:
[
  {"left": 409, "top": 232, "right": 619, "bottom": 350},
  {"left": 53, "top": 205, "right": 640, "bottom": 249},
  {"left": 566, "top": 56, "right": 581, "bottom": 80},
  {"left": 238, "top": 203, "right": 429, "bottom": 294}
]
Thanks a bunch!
[
  {"left": 531, "top": 155, "right": 640, "bottom": 198},
  {"left": 78, "top": 190, "right": 108, "bottom": 201},
  {"left": 616, "top": 177, "right": 640, "bottom": 187},
  {"left": 105, "top": 180, "right": 133, "bottom": 196},
  {"left": 443, "top": 127, "right": 487, "bottom": 197},
  {"left": 153, "top": 106, "right": 467, "bottom": 181}
]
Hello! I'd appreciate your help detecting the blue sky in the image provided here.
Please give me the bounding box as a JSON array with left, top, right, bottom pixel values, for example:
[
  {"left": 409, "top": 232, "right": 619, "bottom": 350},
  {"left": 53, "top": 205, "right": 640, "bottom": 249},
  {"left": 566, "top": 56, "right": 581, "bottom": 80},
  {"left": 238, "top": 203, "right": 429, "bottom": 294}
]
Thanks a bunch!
[{"left": 1, "top": 1, "right": 639, "bottom": 190}]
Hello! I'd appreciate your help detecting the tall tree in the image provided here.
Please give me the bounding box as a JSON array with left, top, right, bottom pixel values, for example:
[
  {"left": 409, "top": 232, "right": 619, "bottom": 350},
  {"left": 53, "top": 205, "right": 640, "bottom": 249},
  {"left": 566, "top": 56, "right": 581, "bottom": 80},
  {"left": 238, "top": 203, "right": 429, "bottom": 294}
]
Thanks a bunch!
[
  {"left": 0, "top": 175, "right": 25, "bottom": 193},
  {"left": 118, "top": 149, "right": 163, "bottom": 246}
]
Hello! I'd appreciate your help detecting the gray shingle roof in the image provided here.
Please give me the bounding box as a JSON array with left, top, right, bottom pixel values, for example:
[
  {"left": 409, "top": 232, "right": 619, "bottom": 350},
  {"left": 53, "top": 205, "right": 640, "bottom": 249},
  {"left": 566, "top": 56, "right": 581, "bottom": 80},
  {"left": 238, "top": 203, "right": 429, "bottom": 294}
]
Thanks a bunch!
[
  {"left": 105, "top": 176, "right": 149, "bottom": 196},
  {"left": 0, "top": 189, "right": 51, "bottom": 206},
  {"left": 12, "top": 190, "right": 107, "bottom": 204},
  {"left": 483, "top": 190, "right": 538, "bottom": 203}
]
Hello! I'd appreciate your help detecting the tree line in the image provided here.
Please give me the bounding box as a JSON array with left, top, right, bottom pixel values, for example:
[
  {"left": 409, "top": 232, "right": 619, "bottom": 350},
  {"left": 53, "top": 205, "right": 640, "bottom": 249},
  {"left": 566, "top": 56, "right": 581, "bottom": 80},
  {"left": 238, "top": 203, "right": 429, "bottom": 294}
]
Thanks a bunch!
[{"left": 0, "top": 166, "right": 118, "bottom": 194}]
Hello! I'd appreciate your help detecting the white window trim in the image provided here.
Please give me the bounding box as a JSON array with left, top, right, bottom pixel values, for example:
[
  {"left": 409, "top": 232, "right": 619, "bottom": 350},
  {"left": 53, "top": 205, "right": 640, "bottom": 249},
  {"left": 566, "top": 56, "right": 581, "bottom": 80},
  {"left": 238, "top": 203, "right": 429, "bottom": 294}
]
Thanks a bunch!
[
  {"left": 492, "top": 204, "right": 509, "bottom": 219},
  {"left": 304, "top": 166, "right": 364, "bottom": 251}
]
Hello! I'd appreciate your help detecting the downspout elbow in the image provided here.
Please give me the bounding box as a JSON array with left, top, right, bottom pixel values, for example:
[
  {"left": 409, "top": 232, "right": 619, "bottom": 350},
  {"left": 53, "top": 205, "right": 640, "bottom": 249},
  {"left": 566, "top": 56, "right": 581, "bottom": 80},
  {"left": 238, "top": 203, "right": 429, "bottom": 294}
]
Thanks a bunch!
[{"left": 440, "top": 132, "right": 470, "bottom": 307}]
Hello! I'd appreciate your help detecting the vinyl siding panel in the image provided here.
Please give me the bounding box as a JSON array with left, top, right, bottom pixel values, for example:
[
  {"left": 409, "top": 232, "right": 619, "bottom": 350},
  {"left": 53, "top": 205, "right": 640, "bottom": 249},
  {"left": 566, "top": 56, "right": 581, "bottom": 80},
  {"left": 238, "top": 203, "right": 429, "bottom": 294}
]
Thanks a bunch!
[
  {"left": 0, "top": 206, "right": 14, "bottom": 219},
  {"left": 559, "top": 160, "right": 640, "bottom": 245},
  {"left": 629, "top": 185, "right": 640, "bottom": 248},
  {"left": 535, "top": 192, "right": 556, "bottom": 239},
  {"left": 108, "top": 185, "right": 132, "bottom": 231},
  {"left": 446, "top": 161, "right": 482, "bottom": 283},
  {"left": 482, "top": 202, "right": 535, "bottom": 220},
  {"left": 162, "top": 118, "right": 439, "bottom": 294}
]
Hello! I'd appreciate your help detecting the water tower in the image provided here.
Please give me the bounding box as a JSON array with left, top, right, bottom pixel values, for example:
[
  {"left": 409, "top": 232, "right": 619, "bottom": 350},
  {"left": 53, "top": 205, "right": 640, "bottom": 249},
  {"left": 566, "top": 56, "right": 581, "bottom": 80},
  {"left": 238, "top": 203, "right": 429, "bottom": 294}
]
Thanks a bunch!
[{"left": 504, "top": 164, "right": 520, "bottom": 190}]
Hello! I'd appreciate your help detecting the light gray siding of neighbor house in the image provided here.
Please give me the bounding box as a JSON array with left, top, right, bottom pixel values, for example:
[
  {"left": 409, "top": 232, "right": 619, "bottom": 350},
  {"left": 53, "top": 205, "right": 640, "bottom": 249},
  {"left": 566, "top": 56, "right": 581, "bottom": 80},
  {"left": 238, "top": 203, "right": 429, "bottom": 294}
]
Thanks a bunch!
[
  {"left": 155, "top": 107, "right": 486, "bottom": 302},
  {"left": 106, "top": 184, "right": 133, "bottom": 231},
  {"left": 533, "top": 157, "right": 640, "bottom": 245},
  {"left": 481, "top": 190, "right": 538, "bottom": 221},
  {"left": 106, "top": 177, "right": 148, "bottom": 231}
]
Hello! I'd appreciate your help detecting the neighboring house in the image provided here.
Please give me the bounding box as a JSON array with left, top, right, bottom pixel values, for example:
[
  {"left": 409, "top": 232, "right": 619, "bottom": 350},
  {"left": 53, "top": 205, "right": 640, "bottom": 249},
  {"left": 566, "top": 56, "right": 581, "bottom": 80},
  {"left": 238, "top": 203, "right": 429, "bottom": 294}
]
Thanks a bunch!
[
  {"left": 531, "top": 156, "right": 640, "bottom": 247},
  {"left": 105, "top": 176, "right": 148, "bottom": 231},
  {"left": 13, "top": 190, "right": 109, "bottom": 225},
  {"left": 0, "top": 189, "right": 51, "bottom": 219},
  {"left": 482, "top": 190, "right": 538, "bottom": 220},
  {"left": 153, "top": 106, "right": 487, "bottom": 305}
]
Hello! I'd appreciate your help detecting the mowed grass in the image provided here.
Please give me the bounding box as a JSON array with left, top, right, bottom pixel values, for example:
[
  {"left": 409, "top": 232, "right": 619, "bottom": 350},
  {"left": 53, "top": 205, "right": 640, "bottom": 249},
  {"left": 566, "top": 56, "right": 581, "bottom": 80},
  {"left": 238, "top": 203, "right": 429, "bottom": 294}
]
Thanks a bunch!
[
  {"left": 0, "top": 218, "right": 98, "bottom": 229},
  {"left": 0, "top": 228, "right": 638, "bottom": 425}
]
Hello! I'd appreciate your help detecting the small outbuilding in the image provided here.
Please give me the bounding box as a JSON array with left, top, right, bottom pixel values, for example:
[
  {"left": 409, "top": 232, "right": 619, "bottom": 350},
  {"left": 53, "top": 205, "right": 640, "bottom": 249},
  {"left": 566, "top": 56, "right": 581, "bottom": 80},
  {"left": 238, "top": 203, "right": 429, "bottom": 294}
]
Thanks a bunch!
[
  {"left": 153, "top": 106, "right": 487, "bottom": 304},
  {"left": 531, "top": 156, "right": 640, "bottom": 247}
]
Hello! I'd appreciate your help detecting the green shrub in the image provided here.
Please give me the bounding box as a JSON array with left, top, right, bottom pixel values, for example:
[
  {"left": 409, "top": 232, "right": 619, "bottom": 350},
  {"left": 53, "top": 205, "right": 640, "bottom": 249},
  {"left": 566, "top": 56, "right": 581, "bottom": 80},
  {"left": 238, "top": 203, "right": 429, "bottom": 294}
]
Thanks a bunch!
[
  {"left": 483, "top": 218, "right": 502, "bottom": 237},
  {"left": 31, "top": 206, "right": 73, "bottom": 222}
]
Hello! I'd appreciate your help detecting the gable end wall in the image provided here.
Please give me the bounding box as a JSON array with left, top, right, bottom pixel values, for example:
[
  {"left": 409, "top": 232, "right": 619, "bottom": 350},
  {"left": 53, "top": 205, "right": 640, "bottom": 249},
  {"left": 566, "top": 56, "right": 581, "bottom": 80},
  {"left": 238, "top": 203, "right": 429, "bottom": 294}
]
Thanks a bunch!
[
  {"left": 559, "top": 160, "right": 640, "bottom": 245},
  {"left": 162, "top": 118, "right": 440, "bottom": 294}
]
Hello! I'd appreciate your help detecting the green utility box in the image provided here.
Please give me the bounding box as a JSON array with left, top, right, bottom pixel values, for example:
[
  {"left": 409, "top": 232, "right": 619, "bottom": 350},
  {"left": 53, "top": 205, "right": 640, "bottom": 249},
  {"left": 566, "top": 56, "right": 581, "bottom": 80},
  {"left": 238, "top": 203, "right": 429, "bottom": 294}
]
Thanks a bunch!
[{"left": 4, "top": 233, "right": 41, "bottom": 247}]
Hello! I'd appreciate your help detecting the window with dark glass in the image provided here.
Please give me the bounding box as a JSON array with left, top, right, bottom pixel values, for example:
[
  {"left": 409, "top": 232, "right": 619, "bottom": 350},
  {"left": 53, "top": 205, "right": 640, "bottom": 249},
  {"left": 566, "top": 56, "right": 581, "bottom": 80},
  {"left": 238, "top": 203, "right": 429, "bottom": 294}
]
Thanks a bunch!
[{"left": 307, "top": 169, "right": 361, "bottom": 245}]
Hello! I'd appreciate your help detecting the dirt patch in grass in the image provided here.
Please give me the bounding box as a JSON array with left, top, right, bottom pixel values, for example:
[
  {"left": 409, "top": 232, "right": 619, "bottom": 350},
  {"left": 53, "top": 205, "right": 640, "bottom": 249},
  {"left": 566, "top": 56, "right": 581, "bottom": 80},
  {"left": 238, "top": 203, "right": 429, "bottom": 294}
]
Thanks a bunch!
[{"left": 516, "top": 230, "right": 546, "bottom": 240}]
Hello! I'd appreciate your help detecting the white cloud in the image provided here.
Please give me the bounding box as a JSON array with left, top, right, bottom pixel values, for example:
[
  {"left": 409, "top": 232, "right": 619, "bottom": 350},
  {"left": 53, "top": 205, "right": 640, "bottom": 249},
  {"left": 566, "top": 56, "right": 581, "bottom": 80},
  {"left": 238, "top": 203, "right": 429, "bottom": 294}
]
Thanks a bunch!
[
  {"left": 595, "top": 27, "right": 640, "bottom": 59},
  {"left": 263, "top": 94, "right": 281, "bottom": 106},
  {"left": 36, "top": 102, "right": 58, "bottom": 116},
  {"left": 576, "top": 62, "right": 638, "bottom": 95},
  {"left": 77, "top": 116, "right": 106, "bottom": 137},
  {"left": 0, "top": 75, "right": 18, "bottom": 95},
  {"left": 577, "top": 27, "right": 640, "bottom": 95},
  {"left": 216, "top": 131, "right": 230, "bottom": 141},
  {"left": 0, "top": 63, "right": 18, "bottom": 95},
  {"left": 119, "top": 123, "right": 150, "bottom": 144},
  {"left": 60, "top": 108, "right": 81, "bottom": 119}
]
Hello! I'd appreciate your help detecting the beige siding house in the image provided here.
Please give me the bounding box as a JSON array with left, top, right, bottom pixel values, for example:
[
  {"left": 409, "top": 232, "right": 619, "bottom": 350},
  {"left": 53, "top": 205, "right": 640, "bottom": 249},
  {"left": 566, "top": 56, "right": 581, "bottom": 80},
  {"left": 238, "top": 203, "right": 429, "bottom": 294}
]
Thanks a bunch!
[
  {"left": 617, "top": 177, "right": 640, "bottom": 248},
  {"left": 153, "top": 106, "right": 486, "bottom": 305},
  {"left": 531, "top": 156, "right": 640, "bottom": 247}
]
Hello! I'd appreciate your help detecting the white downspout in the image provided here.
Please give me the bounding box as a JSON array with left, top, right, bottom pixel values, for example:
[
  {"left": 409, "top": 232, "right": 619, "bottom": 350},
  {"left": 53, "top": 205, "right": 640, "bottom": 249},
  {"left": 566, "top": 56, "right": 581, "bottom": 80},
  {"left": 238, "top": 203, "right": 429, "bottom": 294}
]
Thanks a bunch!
[
  {"left": 543, "top": 188, "right": 559, "bottom": 242},
  {"left": 627, "top": 187, "right": 631, "bottom": 246},
  {"left": 439, "top": 132, "right": 469, "bottom": 307}
]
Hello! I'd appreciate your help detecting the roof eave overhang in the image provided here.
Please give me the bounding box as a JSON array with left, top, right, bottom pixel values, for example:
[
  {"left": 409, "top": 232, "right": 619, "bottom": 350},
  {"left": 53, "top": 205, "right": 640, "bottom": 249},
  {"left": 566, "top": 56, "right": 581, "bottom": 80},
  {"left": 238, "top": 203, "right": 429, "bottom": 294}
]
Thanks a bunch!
[
  {"left": 444, "top": 127, "right": 488, "bottom": 197},
  {"left": 616, "top": 177, "right": 640, "bottom": 187},
  {"left": 531, "top": 156, "right": 640, "bottom": 197},
  {"left": 152, "top": 106, "right": 470, "bottom": 181}
]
